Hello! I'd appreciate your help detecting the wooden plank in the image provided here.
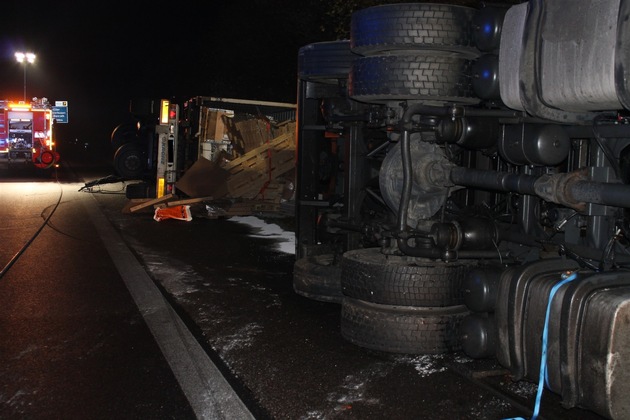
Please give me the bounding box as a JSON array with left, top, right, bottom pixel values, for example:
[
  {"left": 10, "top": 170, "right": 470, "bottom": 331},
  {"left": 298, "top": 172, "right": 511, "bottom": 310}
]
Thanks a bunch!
[
  {"left": 230, "top": 179, "right": 288, "bottom": 201},
  {"left": 129, "top": 193, "right": 175, "bottom": 213},
  {"left": 226, "top": 162, "right": 294, "bottom": 199},
  {"left": 221, "top": 132, "right": 293, "bottom": 171},
  {"left": 234, "top": 118, "right": 271, "bottom": 153},
  {"left": 165, "top": 196, "right": 214, "bottom": 207},
  {"left": 122, "top": 199, "right": 151, "bottom": 214},
  {"left": 222, "top": 132, "right": 295, "bottom": 199}
]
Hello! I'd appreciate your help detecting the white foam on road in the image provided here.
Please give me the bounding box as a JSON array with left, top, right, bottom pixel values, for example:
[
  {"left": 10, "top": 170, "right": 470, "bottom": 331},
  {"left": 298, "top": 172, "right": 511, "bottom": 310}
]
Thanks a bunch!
[{"left": 228, "top": 216, "right": 295, "bottom": 254}]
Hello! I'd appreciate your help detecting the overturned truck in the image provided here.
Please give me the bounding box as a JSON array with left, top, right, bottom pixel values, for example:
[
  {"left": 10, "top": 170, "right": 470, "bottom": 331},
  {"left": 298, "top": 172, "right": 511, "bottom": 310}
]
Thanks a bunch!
[
  {"left": 294, "top": 1, "right": 630, "bottom": 419},
  {"left": 110, "top": 96, "right": 296, "bottom": 203}
]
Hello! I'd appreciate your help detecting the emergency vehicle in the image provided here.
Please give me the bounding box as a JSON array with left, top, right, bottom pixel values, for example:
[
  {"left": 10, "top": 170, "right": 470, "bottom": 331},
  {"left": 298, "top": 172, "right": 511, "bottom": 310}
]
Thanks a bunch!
[{"left": 0, "top": 97, "right": 60, "bottom": 170}]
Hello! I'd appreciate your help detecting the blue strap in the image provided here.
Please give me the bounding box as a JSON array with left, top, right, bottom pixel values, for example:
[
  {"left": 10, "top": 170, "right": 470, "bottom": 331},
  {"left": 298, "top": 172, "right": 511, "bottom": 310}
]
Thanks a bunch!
[
  {"left": 531, "top": 271, "right": 578, "bottom": 420},
  {"left": 503, "top": 271, "right": 578, "bottom": 420}
]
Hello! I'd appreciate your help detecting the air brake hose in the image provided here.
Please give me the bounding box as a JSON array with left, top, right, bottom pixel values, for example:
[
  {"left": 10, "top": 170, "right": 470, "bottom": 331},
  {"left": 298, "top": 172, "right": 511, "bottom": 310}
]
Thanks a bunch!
[{"left": 0, "top": 182, "right": 63, "bottom": 279}]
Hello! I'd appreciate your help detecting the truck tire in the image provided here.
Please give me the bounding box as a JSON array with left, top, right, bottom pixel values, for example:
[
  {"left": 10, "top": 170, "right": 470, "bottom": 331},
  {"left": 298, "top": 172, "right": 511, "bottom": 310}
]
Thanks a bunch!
[
  {"left": 298, "top": 40, "right": 356, "bottom": 82},
  {"left": 341, "top": 297, "right": 467, "bottom": 354},
  {"left": 111, "top": 122, "right": 138, "bottom": 152},
  {"left": 125, "top": 182, "right": 156, "bottom": 199},
  {"left": 341, "top": 248, "right": 474, "bottom": 307},
  {"left": 349, "top": 54, "right": 478, "bottom": 105},
  {"left": 350, "top": 3, "right": 478, "bottom": 57},
  {"left": 293, "top": 254, "right": 343, "bottom": 303},
  {"left": 113, "top": 143, "right": 145, "bottom": 179}
]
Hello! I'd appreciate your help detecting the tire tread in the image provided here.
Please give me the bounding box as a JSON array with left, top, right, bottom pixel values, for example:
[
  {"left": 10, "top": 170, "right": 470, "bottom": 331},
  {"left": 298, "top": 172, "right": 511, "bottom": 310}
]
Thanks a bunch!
[{"left": 340, "top": 297, "right": 468, "bottom": 354}]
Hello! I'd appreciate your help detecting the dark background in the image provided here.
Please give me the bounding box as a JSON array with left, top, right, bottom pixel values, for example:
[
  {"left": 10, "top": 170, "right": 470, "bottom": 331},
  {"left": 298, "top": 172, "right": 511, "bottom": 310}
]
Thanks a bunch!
[
  {"left": 0, "top": 0, "right": 340, "bottom": 153},
  {"left": 0, "top": 0, "right": 500, "bottom": 158}
]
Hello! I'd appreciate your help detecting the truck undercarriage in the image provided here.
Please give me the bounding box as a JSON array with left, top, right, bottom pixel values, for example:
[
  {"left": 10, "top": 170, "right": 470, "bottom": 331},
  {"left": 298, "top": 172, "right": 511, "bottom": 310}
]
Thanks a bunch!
[{"left": 294, "top": 2, "right": 630, "bottom": 418}]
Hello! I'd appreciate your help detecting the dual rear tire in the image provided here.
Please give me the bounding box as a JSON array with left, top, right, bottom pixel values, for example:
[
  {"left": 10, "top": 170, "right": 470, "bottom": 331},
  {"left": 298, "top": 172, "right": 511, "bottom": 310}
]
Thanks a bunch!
[
  {"left": 294, "top": 3, "right": 481, "bottom": 354},
  {"left": 348, "top": 3, "right": 480, "bottom": 106},
  {"left": 340, "top": 248, "right": 473, "bottom": 354},
  {"left": 292, "top": 248, "right": 473, "bottom": 354},
  {"left": 340, "top": 4, "right": 479, "bottom": 354}
]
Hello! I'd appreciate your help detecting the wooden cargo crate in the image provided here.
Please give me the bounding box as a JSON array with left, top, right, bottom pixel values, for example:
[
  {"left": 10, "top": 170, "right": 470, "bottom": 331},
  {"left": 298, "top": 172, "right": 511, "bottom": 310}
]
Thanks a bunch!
[
  {"left": 221, "top": 131, "right": 296, "bottom": 199},
  {"left": 225, "top": 117, "right": 271, "bottom": 154},
  {"left": 200, "top": 108, "right": 231, "bottom": 141},
  {"left": 225, "top": 118, "right": 296, "bottom": 155},
  {"left": 175, "top": 120, "right": 296, "bottom": 204}
]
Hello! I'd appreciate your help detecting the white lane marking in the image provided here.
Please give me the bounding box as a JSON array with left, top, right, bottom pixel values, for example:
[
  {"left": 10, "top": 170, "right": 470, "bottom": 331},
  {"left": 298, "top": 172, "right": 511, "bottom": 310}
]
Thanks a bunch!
[{"left": 81, "top": 189, "right": 253, "bottom": 420}]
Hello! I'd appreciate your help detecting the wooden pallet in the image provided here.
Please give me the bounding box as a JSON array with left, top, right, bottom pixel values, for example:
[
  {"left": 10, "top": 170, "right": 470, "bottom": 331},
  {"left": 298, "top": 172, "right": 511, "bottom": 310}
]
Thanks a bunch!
[{"left": 221, "top": 131, "right": 295, "bottom": 199}]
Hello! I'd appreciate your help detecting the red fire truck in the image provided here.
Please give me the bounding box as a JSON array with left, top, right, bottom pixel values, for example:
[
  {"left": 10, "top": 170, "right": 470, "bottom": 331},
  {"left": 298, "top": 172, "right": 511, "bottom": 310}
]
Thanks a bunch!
[{"left": 0, "top": 97, "right": 60, "bottom": 170}]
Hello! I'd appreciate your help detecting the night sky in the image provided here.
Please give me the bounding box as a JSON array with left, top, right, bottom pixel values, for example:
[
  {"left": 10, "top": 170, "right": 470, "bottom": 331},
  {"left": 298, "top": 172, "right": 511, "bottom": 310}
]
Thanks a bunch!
[{"left": 0, "top": 0, "right": 335, "bottom": 153}]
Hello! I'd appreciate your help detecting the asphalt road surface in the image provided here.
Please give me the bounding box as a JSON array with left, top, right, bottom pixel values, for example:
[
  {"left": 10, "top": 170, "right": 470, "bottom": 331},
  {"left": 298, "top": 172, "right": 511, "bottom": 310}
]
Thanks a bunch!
[{"left": 0, "top": 148, "right": 606, "bottom": 420}]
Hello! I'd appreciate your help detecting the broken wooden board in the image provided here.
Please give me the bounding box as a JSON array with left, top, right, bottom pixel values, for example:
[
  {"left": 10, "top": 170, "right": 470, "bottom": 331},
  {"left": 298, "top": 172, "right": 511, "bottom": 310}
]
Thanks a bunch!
[
  {"left": 221, "top": 131, "right": 295, "bottom": 199},
  {"left": 129, "top": 193, "right": 175, "bottom": 213},
  {"left": 122, "top": 199, "right": 153, "bottom": 214},
  {"left": 165, "top": 196, "right": 214, "bottom": 207}
]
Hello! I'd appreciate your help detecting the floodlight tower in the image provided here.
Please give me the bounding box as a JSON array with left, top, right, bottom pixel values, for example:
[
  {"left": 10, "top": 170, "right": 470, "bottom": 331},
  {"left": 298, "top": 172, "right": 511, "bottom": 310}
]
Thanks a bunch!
[{"left": 15, "top": 52, "right": 36, "bottom": 101}]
